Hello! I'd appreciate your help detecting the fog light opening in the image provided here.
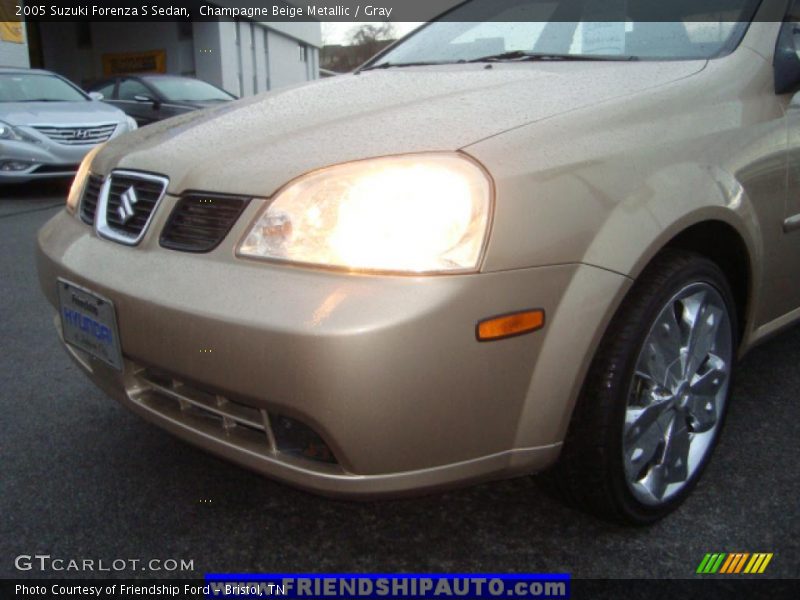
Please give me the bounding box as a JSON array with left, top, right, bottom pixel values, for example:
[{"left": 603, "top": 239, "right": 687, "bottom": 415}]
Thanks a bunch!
[
  {"left": 477, "top": 309, "right": 545, "bottom": 342},
  {"left": 270, "top": 414, "right": 338, "bottom": 464},
  {"left": 0, "top": 160, "right": 34, "bottom": 172}
]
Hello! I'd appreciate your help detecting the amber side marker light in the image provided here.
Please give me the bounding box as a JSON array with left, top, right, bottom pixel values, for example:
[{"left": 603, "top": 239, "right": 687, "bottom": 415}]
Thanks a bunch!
[{"left": 476, "top": 309, "right": 545, "bottom": 342}]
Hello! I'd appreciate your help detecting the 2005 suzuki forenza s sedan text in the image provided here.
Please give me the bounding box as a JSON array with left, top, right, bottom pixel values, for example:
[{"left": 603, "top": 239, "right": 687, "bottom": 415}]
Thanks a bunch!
[{"left": 36, "top": 0, "right": 800, "bottom": 524}]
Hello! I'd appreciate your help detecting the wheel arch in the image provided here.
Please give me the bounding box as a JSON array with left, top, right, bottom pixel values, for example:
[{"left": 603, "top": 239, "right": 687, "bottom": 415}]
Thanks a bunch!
[
  {"left": 513, "top": 160, "right": 766, "bottom": 452},
  {"left": 661, "top": 220, "right": 753, "bottom": 345},
  {"left": 514, "top": 215, "right": 760, "bottom": 453}
]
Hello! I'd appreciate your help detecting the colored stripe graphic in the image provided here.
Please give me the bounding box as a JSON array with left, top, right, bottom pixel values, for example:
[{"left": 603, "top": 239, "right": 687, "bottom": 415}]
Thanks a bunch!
[
  {"left": 734, "top": 553, "right": 750, "bottom": 574},
  {"left": 697, "top": 553, "right": 727, "bottom": 574},
  {"left": 711, "top": 554, "right": 726, "bottom": 573},
  {"left": 696, "top": 554, "right": 713, "bottom": 574},
  {"left": 744, "top": 553, "right": 774, "bottom": 574},
  {"left": 720, "top": 554, "right": 736, "bottom": 574},
  {"left": 700, "top": 553, "right": 773, "bottom": 575},
  {"left": 720, "top": 553, "right": 750, "bottom": 574}
]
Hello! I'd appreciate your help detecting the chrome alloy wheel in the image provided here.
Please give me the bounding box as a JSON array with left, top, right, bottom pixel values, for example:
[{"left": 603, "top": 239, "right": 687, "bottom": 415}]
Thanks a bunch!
[{"left": 623, "top": 282, "right": 733, "bottom": 506}]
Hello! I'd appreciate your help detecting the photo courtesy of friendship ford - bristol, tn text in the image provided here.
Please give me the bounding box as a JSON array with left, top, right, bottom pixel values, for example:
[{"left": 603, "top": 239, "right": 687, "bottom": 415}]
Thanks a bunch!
[{"left": 2, "top": 0, "right": 799, "bottom": 596}]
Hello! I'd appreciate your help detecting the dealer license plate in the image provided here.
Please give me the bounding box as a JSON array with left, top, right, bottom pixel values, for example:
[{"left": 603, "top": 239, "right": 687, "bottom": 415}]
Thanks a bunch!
[{"left": 57, "top": 279, "right": 123, "bottom": 371}]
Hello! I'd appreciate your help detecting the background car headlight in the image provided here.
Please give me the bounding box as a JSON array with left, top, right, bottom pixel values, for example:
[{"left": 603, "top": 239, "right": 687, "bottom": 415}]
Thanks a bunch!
[
  {"left": 66, "top": 144, "right": 104, "bottom": 215},
  {"left": 0, "top": 120, "right": 26, "bottom": 141},
  {"left": 238, "top": 154, "right": 493, "bottom": 273}
]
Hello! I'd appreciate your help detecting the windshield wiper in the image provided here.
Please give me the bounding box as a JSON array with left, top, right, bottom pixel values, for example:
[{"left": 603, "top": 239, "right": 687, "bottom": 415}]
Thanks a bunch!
[
  {"left": 19, "top": 98, "right": 65, "bottom": 102},
  {"left": 358, "top": 61, "right": 451, "bottom": 72},
  {"left": 465, "top": 51, "right": 639, "bottom": 63},
  {"left": 358, "top": 52, "right": 637, "bottom": 73}
]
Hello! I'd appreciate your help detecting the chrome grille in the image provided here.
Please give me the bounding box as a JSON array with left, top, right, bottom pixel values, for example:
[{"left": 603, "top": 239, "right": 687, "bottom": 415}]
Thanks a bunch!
[
  {"left": 79, "top": 174, "right": 104, "bottom": 225},
  {"left": 96, "top": 171, "right": 168, "bottom": 245},
  {"left": 33, "top": 123, "right": 117, "bottom": 145}
]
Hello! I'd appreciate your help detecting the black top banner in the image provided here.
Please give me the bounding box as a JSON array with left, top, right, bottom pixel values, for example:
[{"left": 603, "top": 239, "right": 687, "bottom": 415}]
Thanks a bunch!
[{"left": 0, "top": 0, "right": 791, "bottom": 23}]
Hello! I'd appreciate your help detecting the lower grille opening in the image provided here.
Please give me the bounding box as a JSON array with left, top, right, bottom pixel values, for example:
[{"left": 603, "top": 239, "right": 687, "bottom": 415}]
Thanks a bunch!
[
  {"left": 33, "top": 164, "right": 80, "bottom": 174},
  {"left": 134, "top": 367, "right": 339, "bottom": 467}
]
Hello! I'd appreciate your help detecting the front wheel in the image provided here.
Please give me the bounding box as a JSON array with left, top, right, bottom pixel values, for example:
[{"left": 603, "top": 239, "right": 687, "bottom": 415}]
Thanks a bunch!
[{"left": 554, "top": 249, "right": 737, "bottom": 525}]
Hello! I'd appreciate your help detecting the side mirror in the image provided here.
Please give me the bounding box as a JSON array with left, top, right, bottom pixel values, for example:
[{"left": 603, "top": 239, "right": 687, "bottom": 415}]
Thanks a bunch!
[
  {"left": 134, "top": 94, "right": 161, "bottom": 109},
  {"left": 88, "top": 91, "right": 104, "bottom": 101},
  {"left": 775, "top": 21, "right": 800, "bottom": 94}
]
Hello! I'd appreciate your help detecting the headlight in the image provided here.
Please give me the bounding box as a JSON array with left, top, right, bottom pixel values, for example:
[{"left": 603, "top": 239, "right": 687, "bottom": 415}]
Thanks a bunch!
[
  {"left": 238, "top": 154, "right": 493, "bottom": 274},
  {"left": 0, "top": 120, "right": 25, "bottom": 141},
  {"left": 125, "top": 116, "right": 138, "bottom": 131},
  {"left": 66, "top": 144, "right": 104, "bottom": 215}
]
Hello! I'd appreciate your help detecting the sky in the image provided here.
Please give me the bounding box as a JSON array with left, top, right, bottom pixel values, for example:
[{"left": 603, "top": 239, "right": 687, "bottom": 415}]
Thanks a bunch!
[{"left": 321, "top": 22, "right": 424, "bottom": 46}]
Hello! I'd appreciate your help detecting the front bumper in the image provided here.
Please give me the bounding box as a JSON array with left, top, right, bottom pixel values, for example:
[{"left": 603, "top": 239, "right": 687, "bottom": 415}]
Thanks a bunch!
[{"left": 37, "top": 208, "right": 629, "bottom": 496}]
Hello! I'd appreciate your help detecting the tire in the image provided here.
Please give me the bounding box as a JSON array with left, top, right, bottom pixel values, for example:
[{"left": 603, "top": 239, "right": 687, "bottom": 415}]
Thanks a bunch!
[{"left": 553, "top": 249, "right": 738, "bottom": 525}]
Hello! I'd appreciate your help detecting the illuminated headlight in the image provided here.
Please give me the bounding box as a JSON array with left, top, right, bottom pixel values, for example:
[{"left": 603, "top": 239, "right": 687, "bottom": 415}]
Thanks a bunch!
[
  {"left": 238, "top": 154, "right": 493, "bottom": 273},
  {"left": 66, "top": 144, "right": 104, "bottom": 215}
]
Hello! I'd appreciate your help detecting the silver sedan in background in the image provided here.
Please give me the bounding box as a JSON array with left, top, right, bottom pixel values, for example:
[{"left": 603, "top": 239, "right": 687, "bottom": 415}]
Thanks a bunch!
[{"left": 0, "top": 68, "right": 136, "bottom": 185}]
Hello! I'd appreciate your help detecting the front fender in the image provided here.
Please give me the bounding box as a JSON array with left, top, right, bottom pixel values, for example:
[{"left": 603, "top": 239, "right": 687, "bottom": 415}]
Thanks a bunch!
[{"left": 465, "top": 46, "right": 784, "bottom": 449}]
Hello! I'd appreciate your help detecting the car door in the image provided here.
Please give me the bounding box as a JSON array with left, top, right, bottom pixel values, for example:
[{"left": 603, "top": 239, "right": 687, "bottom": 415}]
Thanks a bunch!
[
  {"left": 142, "top": 79, "right": 192, "bottom": 121},
  {"left": 154, "top": 99, "right": 189, "bottom": 121},
  {"left": 92, "top": 79, "right": 118, "bottom": 104},
  {"left": 117, "top": 77, "right": 161, "bottom": 126},
  {"left": 774, "top": 6, "right": 800, "bottom": 321},
  {"left": 785, "top": 11, "right": 800, "bottom": 227}
]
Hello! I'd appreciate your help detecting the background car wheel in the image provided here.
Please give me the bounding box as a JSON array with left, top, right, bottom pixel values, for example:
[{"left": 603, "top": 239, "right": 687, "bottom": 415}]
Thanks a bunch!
[{"left": 553, "top": 249, "right": 738, "bottom": 525}]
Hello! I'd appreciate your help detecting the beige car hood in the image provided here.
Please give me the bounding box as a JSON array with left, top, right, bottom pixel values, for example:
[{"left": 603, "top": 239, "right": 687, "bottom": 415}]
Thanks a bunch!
[{"left": 95, "top": 61, "right": 706, "bottom": 197}]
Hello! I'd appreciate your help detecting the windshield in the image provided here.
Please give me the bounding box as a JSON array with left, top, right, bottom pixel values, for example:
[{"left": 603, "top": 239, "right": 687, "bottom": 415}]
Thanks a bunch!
[
  {"left": 373, "top": 0, "right": 761, "bottom": 65},
  {"left": 0, "top": 73, "right": 88, "bottom": 103},
  {"left": 147, "top": 77, "right": 234, "bottom": 103}
]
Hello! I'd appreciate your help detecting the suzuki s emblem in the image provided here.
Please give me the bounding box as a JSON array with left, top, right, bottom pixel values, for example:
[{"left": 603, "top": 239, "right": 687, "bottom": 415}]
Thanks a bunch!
[{"left": 117, "top": 186, "right": 138, "bottom": 223}]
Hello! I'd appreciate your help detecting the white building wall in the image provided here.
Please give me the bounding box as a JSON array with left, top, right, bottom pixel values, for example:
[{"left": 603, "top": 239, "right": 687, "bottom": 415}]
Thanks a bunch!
[
  {"left": 253, "top": 26, "right": 268, "bottom": 93},
  {"left": 265, "top": 29, "right": 314, "bottom": 90},
  {"left": 218, "top": 21, "right": 320, "bottom": 97},
  {"left": 266, "top": 22, "right": 323, "bottom": 48},
  {"left": 0, "top": 28, "right": 29, "bottom": 68},
  {"left": 215, "top": 20, "right": 241, "bottom": 96},
  {"left": 237, "top": 21, "right": 254, "bottom": 96}
]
